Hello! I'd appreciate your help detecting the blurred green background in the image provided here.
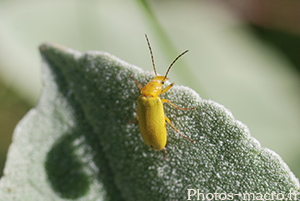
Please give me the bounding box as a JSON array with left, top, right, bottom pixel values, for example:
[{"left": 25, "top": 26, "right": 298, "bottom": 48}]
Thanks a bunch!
[{"left": 1, "top": 0, "right": 300, "bottom": 179}]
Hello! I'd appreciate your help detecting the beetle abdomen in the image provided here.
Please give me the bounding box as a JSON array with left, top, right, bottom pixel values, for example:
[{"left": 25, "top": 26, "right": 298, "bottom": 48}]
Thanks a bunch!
[{"left": 137, "top": 95, "right": 167, "bottom": 150}]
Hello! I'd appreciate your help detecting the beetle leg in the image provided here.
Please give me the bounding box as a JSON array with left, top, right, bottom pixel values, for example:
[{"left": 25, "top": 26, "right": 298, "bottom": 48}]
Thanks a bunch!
[
  {"left": 130, "top": 75, "right": 143, "bottom": 90},
  {"left": 127, "top": 108, "right": 139, "bottom": 124},
  {"left": 127, "top": 119, "right": 138, "bottom": 124},
  {"left": 160, "top": 82, "right": 174, "bottom": 95},
  {"left": 163, "top": 148, "right": 167, "bottom": 160},
  {"left": 165, "top": 116, "right": 195, "bottom": 143},
  {"left": 161, "top": 99, "right": 196, "bottom": 110}
]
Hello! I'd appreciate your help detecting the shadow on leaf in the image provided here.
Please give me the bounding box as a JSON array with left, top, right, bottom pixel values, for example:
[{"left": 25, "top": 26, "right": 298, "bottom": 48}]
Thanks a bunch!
[{"left": 45, "top": 133, "right": 89, "bottom": 199}]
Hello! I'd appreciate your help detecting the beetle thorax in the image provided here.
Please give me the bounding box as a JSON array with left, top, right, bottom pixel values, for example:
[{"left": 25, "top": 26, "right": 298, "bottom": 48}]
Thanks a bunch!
[{"left": 141, "top": 76, "right": 168, "bottom": 97}]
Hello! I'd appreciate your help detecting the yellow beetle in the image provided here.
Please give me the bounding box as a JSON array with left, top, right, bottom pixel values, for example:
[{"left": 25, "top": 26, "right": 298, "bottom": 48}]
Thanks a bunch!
[{"left": 132, "top": 34, "right": 195, "bottom": 156}]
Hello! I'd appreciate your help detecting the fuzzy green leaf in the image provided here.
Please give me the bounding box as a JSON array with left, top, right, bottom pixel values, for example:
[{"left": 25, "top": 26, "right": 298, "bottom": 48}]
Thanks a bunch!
[{"left": 0, "top": 43, "right": 299, "bottom": 201}]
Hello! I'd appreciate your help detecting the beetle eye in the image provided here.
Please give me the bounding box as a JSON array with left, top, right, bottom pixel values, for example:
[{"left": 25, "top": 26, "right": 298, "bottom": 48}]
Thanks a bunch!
[{"left": 161, "top": 81, "right": 164, "bottom": 84}]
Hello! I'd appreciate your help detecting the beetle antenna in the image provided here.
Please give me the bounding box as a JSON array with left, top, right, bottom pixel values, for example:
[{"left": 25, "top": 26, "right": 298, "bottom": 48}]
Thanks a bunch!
[
  {"left": 145, "top": 34, "right": 157, "bottom": 76},
  {"left": 164, "top": 50, "right": 189, "bottom": 79}
]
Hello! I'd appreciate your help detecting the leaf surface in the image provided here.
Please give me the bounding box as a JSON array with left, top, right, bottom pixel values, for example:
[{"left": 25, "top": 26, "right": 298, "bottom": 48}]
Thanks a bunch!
[{"left": 0, "top": 43, "right": 299, "bottom": 201}]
